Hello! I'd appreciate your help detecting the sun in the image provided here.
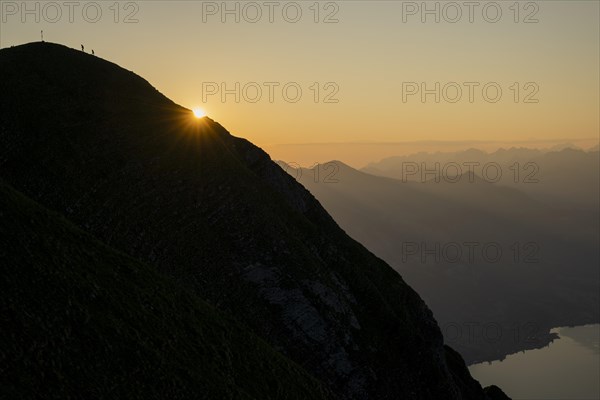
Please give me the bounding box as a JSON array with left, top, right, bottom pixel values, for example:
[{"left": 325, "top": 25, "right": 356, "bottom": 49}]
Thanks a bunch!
[{"left": 192, "top": 107, "right": 206, "bottom": 118}]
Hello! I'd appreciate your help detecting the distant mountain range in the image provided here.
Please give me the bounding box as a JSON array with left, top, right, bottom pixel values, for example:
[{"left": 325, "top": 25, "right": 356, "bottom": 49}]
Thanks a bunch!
[
  {"left": 264, "top": 140, "right": 598, "bottom": 170},
  {"left": 0, "top": 42, "right": 509, "bottom": 399},
  {"left": 363, "top": 147, "right": 599, "bottom": 208},
  {"left": 280, "top": 158, "right": 599, "bottom": 364}
]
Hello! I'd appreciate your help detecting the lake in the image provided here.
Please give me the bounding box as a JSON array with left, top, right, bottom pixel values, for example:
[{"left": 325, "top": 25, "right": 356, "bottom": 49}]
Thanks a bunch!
[{"left": 469, "top": 324, "right": 600, "bottom": 399}]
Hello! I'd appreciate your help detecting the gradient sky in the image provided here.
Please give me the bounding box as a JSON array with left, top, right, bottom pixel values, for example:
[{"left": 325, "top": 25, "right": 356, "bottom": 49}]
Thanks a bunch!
[{"left": 1, "top": 1, "right": 598, "bottom": 165}]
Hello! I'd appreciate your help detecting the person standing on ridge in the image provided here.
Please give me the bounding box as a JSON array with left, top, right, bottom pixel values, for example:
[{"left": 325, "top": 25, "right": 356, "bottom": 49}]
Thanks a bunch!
[{"left": 81, "top": 45, "right": 84, "bottom": 52}]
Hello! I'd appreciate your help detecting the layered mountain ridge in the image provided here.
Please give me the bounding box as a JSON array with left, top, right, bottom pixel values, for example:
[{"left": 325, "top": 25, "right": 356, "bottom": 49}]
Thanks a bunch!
[{"left": 280, "top": 160, "right": 599, "bottom": 364}]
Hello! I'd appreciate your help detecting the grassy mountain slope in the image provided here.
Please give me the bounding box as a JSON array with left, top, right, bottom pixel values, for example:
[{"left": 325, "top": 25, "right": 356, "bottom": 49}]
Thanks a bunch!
[{"left": 0, "top": 180, "right": 334, "bottom": 400}]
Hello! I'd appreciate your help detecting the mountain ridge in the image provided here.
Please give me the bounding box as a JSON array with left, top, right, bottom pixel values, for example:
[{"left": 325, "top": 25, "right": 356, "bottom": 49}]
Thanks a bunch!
[{"left": 0, "top": 42, "right": 509, "bottom": 400}]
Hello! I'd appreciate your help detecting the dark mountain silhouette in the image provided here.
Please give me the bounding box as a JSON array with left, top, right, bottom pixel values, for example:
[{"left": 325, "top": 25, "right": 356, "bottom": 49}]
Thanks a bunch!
[
  {"left": 280, "top": 160, "right": 599, "bottom": 364},
  {"left": 0, "top": 42, "right": 509, "bottom": 399},
  {"left": 0, "top": 180, "right": 333, "bottom": 400}
]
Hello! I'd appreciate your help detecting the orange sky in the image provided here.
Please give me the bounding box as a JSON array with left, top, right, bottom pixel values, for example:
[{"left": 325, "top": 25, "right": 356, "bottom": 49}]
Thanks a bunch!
[{"left": 2, "top": 1, "right": 598, "bottom": 166}]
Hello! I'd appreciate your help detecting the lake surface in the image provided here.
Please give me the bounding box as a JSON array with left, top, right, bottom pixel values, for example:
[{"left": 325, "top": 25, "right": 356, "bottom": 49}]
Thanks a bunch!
[{"left": 469, "top": 324, "right": 599, "bottom": 400}]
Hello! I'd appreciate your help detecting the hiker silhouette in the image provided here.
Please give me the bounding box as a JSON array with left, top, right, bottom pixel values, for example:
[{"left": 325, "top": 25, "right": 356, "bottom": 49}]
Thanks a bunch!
[
  {"left": 81, "top": 45, "right": 84, "bottom": 52},
  {"left": 92, "top": 50, "right": 95, "bottom": 56}
]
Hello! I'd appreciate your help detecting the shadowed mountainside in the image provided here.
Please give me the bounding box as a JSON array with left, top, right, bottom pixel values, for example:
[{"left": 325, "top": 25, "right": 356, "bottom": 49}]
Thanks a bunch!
[
  {"left": 0, "top": 180, "right": 334, "bottom": 400},
  {"left": 0, "top": 42, "right": 509, "bottom": 399}
]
